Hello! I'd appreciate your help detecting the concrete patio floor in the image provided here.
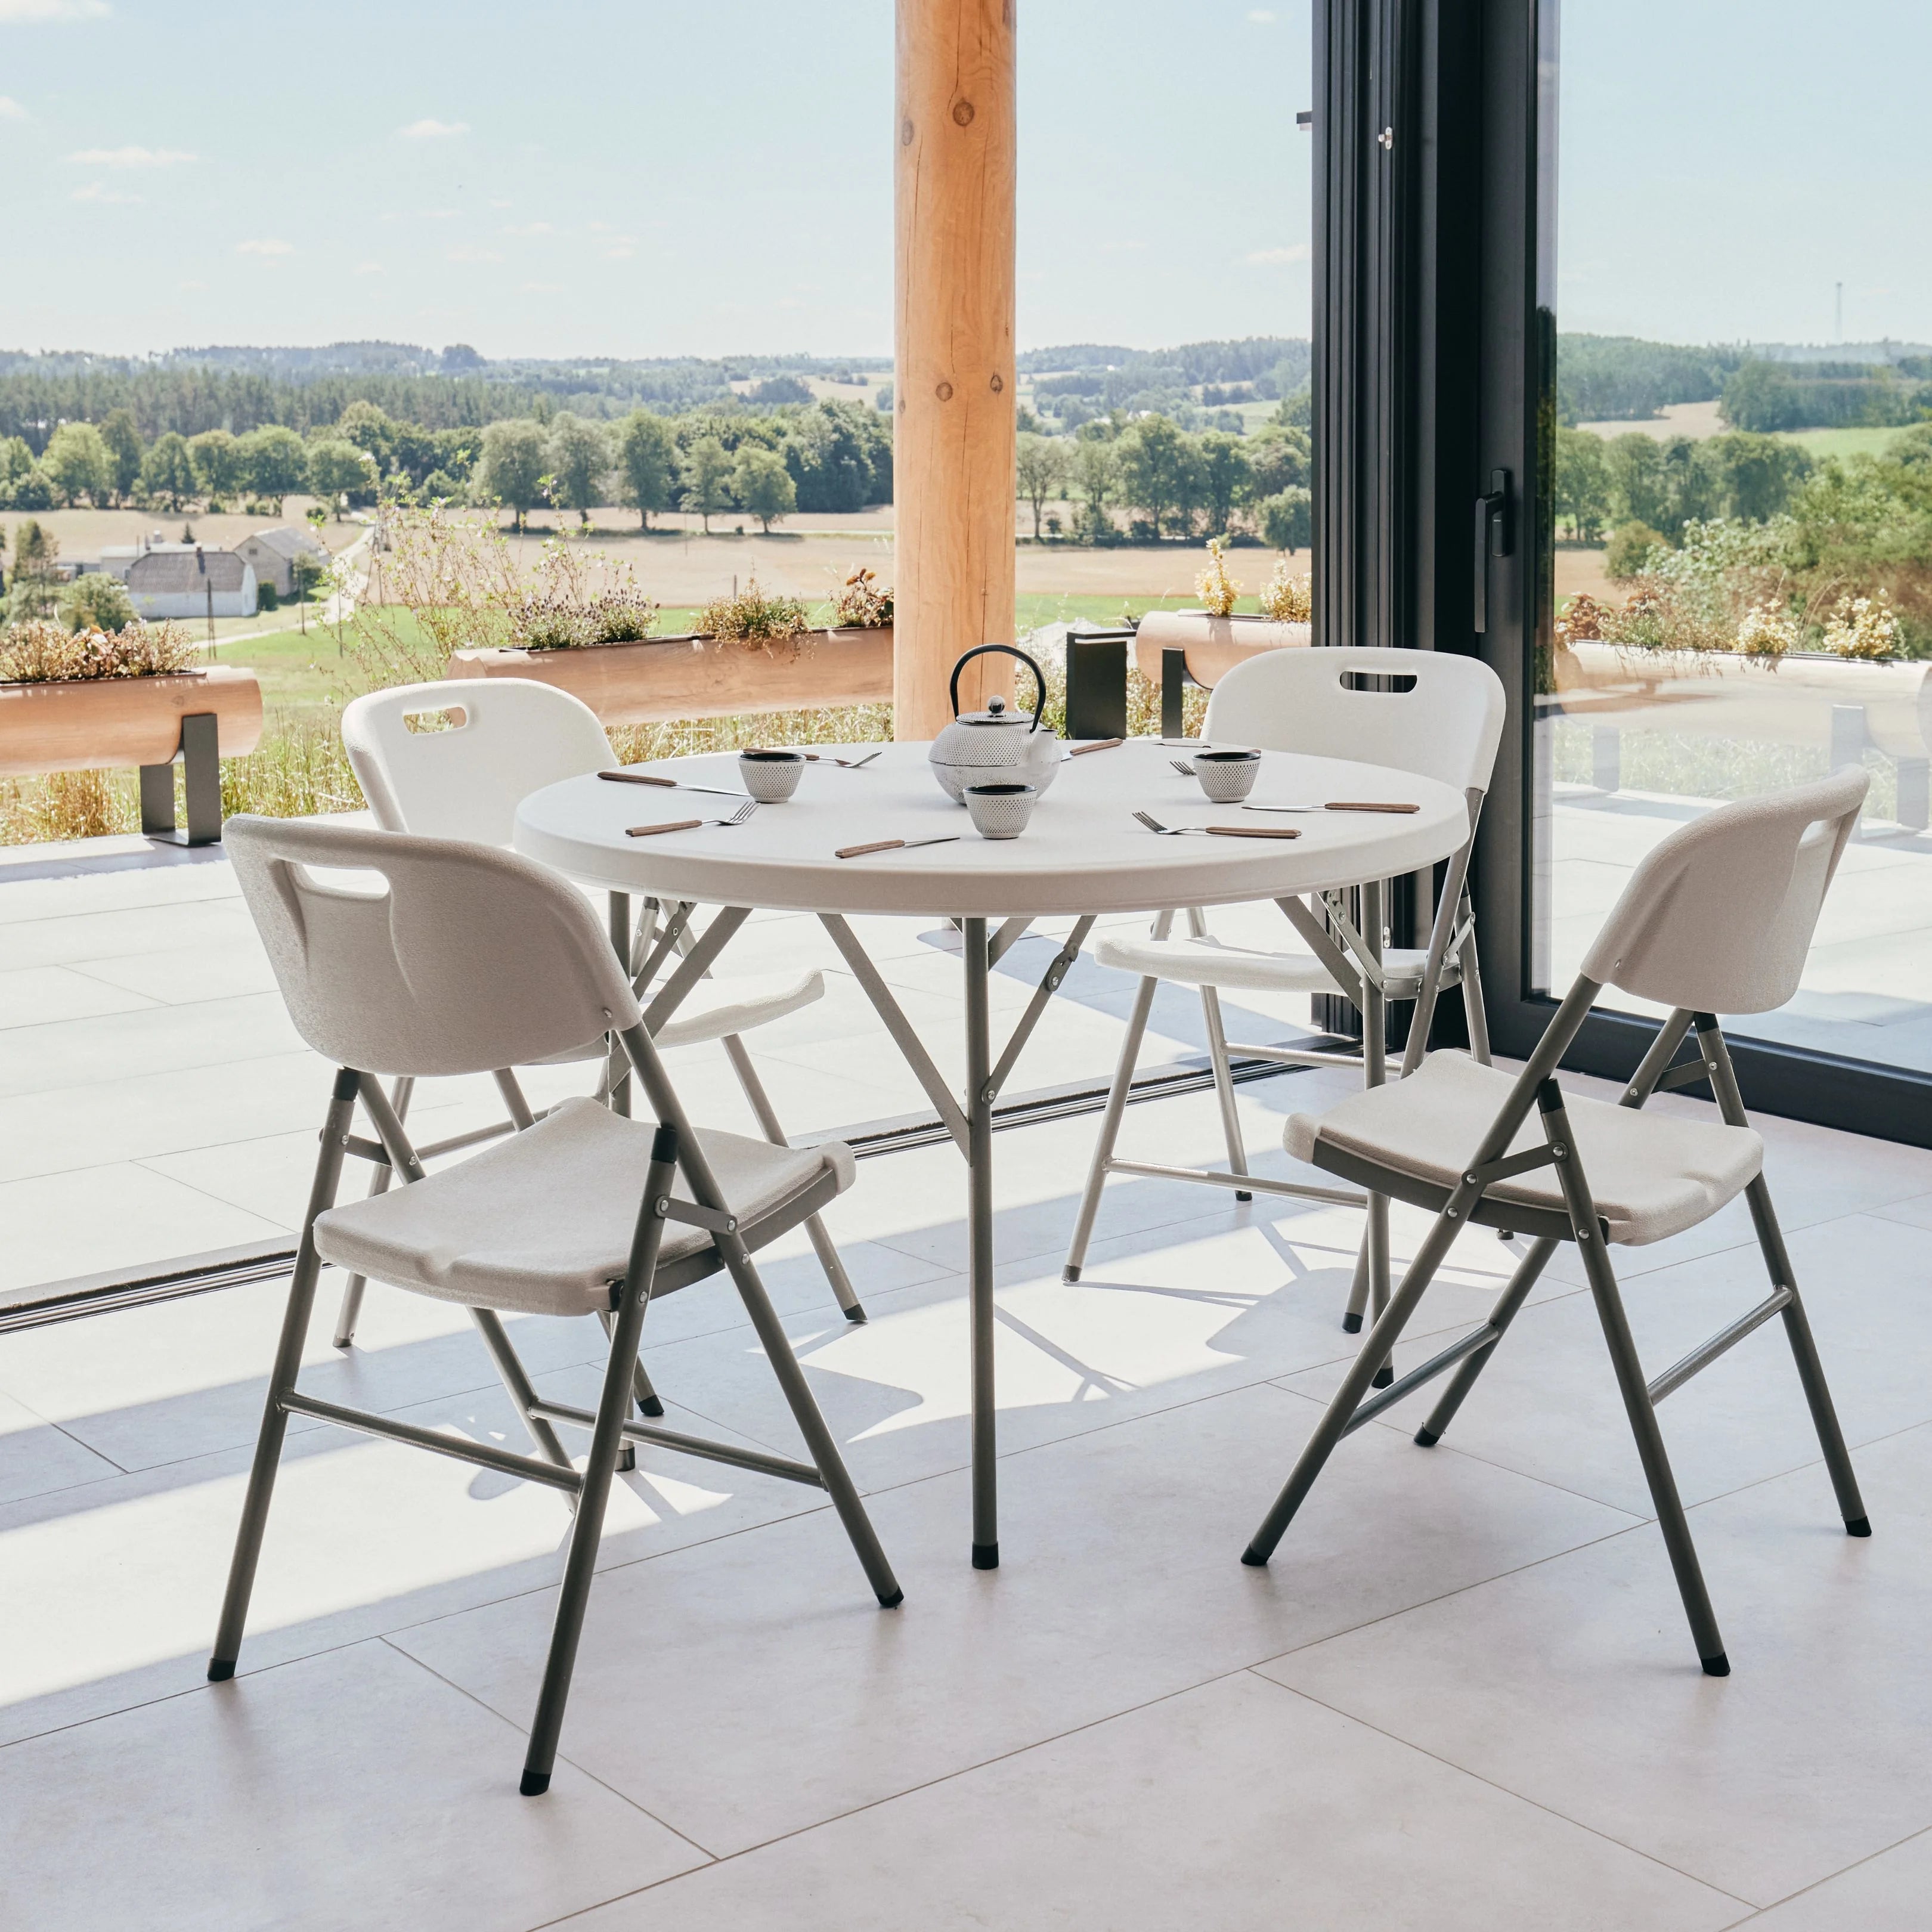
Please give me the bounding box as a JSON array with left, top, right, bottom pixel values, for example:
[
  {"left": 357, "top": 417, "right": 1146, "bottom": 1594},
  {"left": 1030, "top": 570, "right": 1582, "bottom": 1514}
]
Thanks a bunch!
[{"left": 2, "top": 827, "right": 1931, "bottom": 1928}]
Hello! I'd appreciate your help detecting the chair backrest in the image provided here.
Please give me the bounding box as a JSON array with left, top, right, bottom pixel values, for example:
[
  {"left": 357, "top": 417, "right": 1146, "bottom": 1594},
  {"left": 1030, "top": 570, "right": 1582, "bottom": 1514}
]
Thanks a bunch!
[
  {"left": 1202, "top": 646, "right": 1507, "bottom": 798},
  {"left": 1578, "top": 769, "right": 1867, "bottom": 1015},
  {"left": 227, "top": 816, "right": 640, "bottom": 1077},
  {"left": 342, "top": 678, "right": 614, "bottom": 844}
]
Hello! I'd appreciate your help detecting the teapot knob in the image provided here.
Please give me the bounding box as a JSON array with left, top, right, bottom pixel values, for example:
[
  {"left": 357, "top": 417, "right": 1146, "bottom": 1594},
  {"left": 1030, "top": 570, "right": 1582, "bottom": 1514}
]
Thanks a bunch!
[{"left": 987, "top": 695, "right": 1006, "bottom": 714}]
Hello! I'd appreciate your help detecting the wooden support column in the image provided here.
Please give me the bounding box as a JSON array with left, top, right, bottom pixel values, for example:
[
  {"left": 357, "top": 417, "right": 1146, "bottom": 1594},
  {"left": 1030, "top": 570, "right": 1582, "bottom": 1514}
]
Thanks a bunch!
[{"left": 893, "top": 0, "right": 1017, "bottom": 740}]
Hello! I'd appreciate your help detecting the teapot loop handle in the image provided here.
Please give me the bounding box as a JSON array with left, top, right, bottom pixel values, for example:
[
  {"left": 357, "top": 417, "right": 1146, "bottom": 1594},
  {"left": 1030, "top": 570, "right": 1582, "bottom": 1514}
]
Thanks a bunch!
[{"left": 949, "top": 644, "right": 1048, "bottom": 733}]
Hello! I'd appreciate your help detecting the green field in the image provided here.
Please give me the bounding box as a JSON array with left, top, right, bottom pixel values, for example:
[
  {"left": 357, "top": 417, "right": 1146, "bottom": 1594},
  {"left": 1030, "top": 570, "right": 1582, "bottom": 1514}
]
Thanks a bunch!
[{"left": 1781, "top": 425, "right": 1919, "bottom": 461}]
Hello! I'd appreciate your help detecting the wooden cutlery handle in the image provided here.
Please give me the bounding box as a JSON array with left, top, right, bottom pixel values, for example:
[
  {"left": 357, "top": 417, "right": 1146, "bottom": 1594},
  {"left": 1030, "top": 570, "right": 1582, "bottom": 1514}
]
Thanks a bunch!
[
  {"left": 1206, "top": 825, "right": 1301, "bottom": 839},
  {"left": 625, "top": 819, "right": 702, "bottom": 838},
  {"left": 598, "top": 769, "right": 674, "bottom": 787},
  {"left": 1069, "top": 738, "right": 1125, "bottom": 756},
  {"left": 835, "top": 838, "right": 905, "bottom": 859},
  {"left": 1326, "top": 801, "right": 1419, "bottom": 813}
]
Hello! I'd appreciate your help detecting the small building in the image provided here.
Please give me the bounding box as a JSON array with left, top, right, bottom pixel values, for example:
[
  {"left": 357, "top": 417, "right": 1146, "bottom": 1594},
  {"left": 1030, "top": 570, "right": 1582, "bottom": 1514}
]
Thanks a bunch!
[
  {"left": 233, "top": 526, "right": 331, "bottom": 599},
  {"left": 125, "top": 547, "right": 258, "bottom": 620}
]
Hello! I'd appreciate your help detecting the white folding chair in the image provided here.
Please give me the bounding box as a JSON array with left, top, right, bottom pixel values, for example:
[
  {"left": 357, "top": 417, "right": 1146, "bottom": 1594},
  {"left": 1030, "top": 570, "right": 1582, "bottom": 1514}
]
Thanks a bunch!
[
  {"left": 1064, "top": 648, "right": 1508, "bottom": 1333},
  {"left": 210, "top": 816, "right": 899, "bottom": 1795},
  {"left": 330, "top": 677, "right": 864, "bottom": 1355},
  {"left": 1241, "top": 770, "right": 1872, "bottom": 1674}
]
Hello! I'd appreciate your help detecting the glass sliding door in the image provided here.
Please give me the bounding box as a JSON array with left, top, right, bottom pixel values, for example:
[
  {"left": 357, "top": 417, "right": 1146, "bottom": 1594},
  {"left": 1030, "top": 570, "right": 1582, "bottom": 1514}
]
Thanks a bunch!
[{"left": 1534, "top": 0, "right": 1932, "bottom": 1075}]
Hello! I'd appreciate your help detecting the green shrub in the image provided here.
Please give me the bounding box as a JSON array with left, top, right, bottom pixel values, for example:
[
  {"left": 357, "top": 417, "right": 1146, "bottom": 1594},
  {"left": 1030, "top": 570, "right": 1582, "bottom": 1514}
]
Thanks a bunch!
[
  {"left": 1605, "top": 521, "right": 1667, "bottom": 580},
  {"left": 57, "top": 573, "right": 136, "bottom": 634}
]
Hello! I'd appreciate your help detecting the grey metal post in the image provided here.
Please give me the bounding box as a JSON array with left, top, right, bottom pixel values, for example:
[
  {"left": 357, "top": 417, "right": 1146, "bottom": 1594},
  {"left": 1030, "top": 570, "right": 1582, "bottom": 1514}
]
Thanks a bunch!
[
  {"left": 332, "top": 1073, "right": 414, "bottom": 1349},
  {"left": 1361, "top": 877, "right": 1392, "bottom": 1388},
  {"left": 520, "top": 1122, "right": 679, "bottom": 1797},
  {"left": 964, "top": 916, "right": 999, "bottom": 1568},
  {"left": 1413, "top": 1237, "right": 1559, "bottom": 1445},
  {"left": 1539, "top": 1078, "right": 1729, "bottom": 1673},
  {"left": 209, "top": 1067, "right": 360, "bottom": 1679},
  {"left": 617, "top": 1021, "right": 900, "bottom": 1605},
  {"left": 181, "top": 712, "right": 222, "bottom": 846},
  {"left": 1692, "top": 1015, "right": 1869, "bottom": 1535},
  {"left": 1187, "top": 907, "right": 1253, "bottom": 1202}
]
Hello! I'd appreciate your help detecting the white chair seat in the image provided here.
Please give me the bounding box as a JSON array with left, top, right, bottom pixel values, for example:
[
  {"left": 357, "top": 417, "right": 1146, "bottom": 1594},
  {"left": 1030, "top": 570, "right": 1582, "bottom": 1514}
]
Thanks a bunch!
[
  {"left": 1095, "top": 932, "right": 1454, "bottom": 999},
  {"left": 1283, "top": 1051, "right": 1762, "bottom": 1246},
  {"left": 315, "top": 1097, "right": 856, "bottom": 1315}
]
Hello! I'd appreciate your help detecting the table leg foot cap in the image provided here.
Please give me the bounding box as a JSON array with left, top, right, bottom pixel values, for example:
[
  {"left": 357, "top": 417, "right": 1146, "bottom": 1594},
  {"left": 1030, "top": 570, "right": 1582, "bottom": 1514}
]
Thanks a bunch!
[
  {"left": 520, "top": 1769, "right": 551, "bottom": 1797},
  {"left": 843, "top": 1305, "right": 868, "bottom": 1324},
  {"left": 1240, "top": 1548, "right": 1269, "bottom": 1568},
  {"left": 971, "top": 1542, "right": 999, "bottom": 1571},
  {"left": 1371, "top": 1367, "right": 1395, "bottom": 1389},
  {"left": 1341, "top": 1312, "right": 1363, "bottom": 1334},
  {"left": 207, "top": 1658, "right": 235, "bottom": 1682},
  {"left": 1413, "top": 1427, "right": 1440, "bottom": 1448},
  {"left": 1063, "top": 1265, "right": 1081, "bottom": 1283},
  {"left": 1701, "top": 1652, "right": 1730, "bottom": 1678},
  {"left": 1846, "top": 1515, "right": 1871, "bottom": 1537}
]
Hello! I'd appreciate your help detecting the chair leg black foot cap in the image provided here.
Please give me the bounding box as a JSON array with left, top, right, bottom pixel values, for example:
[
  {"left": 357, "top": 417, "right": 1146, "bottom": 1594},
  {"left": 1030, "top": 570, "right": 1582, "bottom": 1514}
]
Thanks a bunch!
[
  {"left": 877, "top": 1588, "right": 905, "bottom": 1609},
  {"left": 843, "top": 1305, "right": 868, "bottom": 1324},
  {"left": 639, "top": 1397, "right": 666, "bottom": 1419},
  {"left": 206, "top": 1659, "right": 235, "bottom": 1682},
  {"left": 1341, "top": 1312, "right": 1363, "bottom": 1334},
  {"left": 1371, "top": 1366, "right": 1394, "bottom": 1389},
  {"left": 1701, "top": 1652, "right": 1730, "bottom": 1678},
  {"left": 1413, "top": 1427, "right": 1440, "bottom": 1448},
  {"left": 971, "top": 1542, "right": 999, "bottom": 1571},
  {"left": 1236, "top": 1191, "right": 1253, "bottom": 1203},
  {"left": 1846, "top": 1515, "right": 1872, "bottom": 1537},
  {"left": 519, "top": 1769, "right": 551, "bottom": 1797},
  {"left": 1063, "top": 1265, "right": 1082, "bottom": 1283},
  {"left": 1240, "top": 1547, "right": 1270, "bottom": 1568}
]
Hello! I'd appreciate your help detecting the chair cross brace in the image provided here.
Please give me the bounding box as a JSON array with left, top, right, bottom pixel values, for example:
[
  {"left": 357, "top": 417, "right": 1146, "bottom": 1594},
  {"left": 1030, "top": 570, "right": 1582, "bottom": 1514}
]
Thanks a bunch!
[
  {"left": 525, "top": 1395, "right": 824, "bottom": 1486},
  {"left": 1648, "top": 1287, "right": 1795, "bottom": 1405}
]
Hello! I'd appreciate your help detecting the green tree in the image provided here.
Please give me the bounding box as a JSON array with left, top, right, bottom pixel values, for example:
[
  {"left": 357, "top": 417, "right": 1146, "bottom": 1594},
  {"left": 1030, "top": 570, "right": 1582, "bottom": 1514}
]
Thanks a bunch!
[
  {"left": 1, "top": 434, "right": 35, "bottom": 504},
  {"left": 1245, "top": 422, "right": 1312, "bottom": 499},
  {"left": 1604, "top": 433, "right": 1670, "bottom": 532},
  {"left": 548, "top": 413, "right": 612, "bottom": 527},
  {"left": 59, "top": 571, "right": 136, "bottom": 633},
  {"left": 1015, "top": 432, "right": 1067, "bottom": 539},
  {"left": 8, "top": 466, "right": 56, "bottom": 512},
  {"left": 42, "top": 422, "right": 112, "bottom": 506},
  {"left": 733, "top": 444, "right": 797, "bottom": 531},
  {"left": 1259, "top": 487, "right": 1312, "bottom": 553},
  {"left": 1555, "top": 427, "right": 1612, "bottom": 543},
  {"left": 476, "top": 417, "right": 550, "bottom": 529},
  {"left": 100, "top": 408, "right": 144, "bottom": 503},
  {"left": 1605, "top": 521, "right": 1667, "bottom": 579},
  {"left": 1117, "top": 414, "right": 1196, "bottom": 538},
  {"left": 305, "top": 439, "right": 377, "bottom": 518},
  {"left": 680, "top": 435, "right": 733, "bottom": 532},
  {"left": 1194, "top": 429, "right": 1251, "bottom": 535},
  {"left": 1704, "top": 432, "right": 1812, "bottom": 524},
  {"left": 141, "top": 431, "right": 197, "bottom": 510},
  {"left": 5, "top": 518, "right": 59, "bottom": 620},
  {"left": 333, "top": 401, "right": 398, "bottom": 480},
  {"left": 1069, "top": 435, "right": 1117, "bottom": 541},
  {"left": 188, "top": 429, "right": 246, "bottom": 504},
  {"left": 615, "top": 410, "right": 679, "bottom": 527},
  {"left": 240, "top": 425, "right": 309, "bottom": 509}
]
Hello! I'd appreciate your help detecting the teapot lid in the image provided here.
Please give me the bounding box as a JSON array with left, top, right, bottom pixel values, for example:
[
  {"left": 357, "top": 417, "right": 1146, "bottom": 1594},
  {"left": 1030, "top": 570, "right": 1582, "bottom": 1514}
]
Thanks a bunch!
[{"left": 959, "top": 695, "right": 1026, "bottom": 726}]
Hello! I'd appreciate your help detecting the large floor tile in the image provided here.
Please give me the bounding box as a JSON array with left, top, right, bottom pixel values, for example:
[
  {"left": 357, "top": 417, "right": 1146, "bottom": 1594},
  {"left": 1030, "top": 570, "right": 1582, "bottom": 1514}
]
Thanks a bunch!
[
  {"left": 0, "top": 1364, "right": 823, "bottom": 1749},
  {"left": 1278, "top": 1210, "right": 1932, "bottom": 1518},
  {"left": 0, "top": 962, "right": 160, "bottom": 1029},
  {"left": 0, "top": 1640, "right": 704, "bottom": 1932},
  {"left": 1743, "top": 1828, "right": 1932, "bottom": 1930},
  {"left": 0, "top": 992, "right": 302, "bottom": 1101},
  {"left": 1259, "top": 1423, "right": 1932, "bottom": 1907},
  {"left": 392, "top": 1381, "right": 1630, "bottom": 1854},
  {"left": 567, "top": 1671, "right": 1744, "bottom": 1932},
  {"left": 0, "top": 1386, "right": 119, "bottom": 1509}
]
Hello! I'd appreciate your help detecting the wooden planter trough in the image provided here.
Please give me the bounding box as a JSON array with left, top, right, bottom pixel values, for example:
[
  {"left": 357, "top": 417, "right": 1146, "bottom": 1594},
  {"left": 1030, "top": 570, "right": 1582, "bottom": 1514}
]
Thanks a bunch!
[
  {"left": 1550, "top": 640, "right": 1932, "bottom": 826},
  {"left": 446, "top": 627, "right": 895, "bottom": 727},
  {"left": 1132, "top": 611, "right": 1313, "bottom": 736},
  {"left": 0, "top": 665, "right": 263, "bottom": 846}
]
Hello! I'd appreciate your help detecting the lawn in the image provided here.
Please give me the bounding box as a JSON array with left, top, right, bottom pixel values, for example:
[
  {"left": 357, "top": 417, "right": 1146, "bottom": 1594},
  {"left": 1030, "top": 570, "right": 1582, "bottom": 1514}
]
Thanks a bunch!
[{"left": 1781, "top": 425, "right": 1921, "bottom": 462}]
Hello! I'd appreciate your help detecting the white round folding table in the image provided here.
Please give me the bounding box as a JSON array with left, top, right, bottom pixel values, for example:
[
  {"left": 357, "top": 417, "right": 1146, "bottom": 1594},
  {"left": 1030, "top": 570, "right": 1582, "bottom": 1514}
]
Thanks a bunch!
[{"left": 516, "top": 736, "right": 1469, "bottom": 1570}]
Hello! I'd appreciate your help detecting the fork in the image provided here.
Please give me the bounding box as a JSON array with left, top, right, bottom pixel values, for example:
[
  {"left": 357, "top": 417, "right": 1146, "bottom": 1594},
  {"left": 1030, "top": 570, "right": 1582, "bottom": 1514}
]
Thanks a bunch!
[
  {"left": 1170, "top": 758, "right": 1196, "bottom": 776},
  {"left": 626, "top": 800, "right": 758, "bottom": 837},
  {"left": 1131, "top": 810, "right": 1299, "bottom": 840}
]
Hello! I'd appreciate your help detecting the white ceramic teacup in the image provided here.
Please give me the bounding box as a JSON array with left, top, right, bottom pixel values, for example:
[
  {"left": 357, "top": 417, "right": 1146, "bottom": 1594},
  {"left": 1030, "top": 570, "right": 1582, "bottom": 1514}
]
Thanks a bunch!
[
  {"left": 738, "top": 748, "right": 806, "bottom": 801},
  {"left": 964, "top": 782, "right": 1038, "bottom": 839},
  {"left": 1192, "top": 748, "right": 1261, "bottom": 802}
]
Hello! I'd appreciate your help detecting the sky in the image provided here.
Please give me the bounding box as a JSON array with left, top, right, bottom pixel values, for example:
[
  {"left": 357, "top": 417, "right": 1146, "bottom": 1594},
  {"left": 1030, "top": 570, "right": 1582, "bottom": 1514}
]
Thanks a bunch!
[
  {"left": 0, "top": 0, "right": 1313, "bottom": 361},
  {"left": 5, "top": 1, "right": 1923, "bottom": 364}
]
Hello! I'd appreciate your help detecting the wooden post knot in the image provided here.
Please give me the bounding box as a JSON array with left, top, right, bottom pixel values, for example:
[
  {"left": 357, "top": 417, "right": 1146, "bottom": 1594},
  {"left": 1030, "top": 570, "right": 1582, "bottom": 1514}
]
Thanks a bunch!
[
  {"left": 935, "top": 380, "right": 955, "bottom": 402},
  {"left": 952, "top": 98, "right": 976, "bottom": 126}
]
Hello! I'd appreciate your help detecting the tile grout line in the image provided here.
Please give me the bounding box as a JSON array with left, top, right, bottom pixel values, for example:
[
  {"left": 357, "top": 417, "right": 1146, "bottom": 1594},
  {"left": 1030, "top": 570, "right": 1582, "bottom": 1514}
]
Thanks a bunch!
[{"left": 1726, "top": 1820, "right": 1932, "bottom": 1921}]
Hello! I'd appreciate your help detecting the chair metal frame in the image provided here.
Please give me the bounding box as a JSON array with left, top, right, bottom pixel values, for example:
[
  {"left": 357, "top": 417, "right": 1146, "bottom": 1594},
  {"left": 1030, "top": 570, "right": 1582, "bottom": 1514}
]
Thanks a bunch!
[
  {"left": 208, "top": 1013, "right": 902, "bottom": 1798},
  {"left": 1239, "top": 980, "right": 1870, "bottom": 1676}
]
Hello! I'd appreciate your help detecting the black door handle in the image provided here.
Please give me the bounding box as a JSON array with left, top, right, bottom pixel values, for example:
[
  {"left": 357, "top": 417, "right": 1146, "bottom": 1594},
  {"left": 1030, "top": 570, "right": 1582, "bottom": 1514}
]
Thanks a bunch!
[{"left": 1473, "top": 467, "right": 1513, "bottom": 633}]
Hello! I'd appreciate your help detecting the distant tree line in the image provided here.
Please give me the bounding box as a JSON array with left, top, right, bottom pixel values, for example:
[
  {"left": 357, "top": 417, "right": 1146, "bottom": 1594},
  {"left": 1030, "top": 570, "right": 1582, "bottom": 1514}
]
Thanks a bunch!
[{"left": 1555, "top": 428, "right": 1817, "bottom": 548}]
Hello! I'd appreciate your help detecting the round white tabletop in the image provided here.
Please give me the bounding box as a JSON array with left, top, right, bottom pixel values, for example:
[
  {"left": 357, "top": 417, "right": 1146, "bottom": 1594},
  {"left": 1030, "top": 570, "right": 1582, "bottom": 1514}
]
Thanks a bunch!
[{"left": 513, "top": 738, "right": 1469, "bottom": 918}]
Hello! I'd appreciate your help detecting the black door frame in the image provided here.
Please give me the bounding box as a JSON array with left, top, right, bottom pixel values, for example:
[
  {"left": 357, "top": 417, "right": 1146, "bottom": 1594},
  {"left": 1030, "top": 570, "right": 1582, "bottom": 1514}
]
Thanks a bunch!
[{"left": 1315, "top": 0, "right": 1932, "bottom": 1147}]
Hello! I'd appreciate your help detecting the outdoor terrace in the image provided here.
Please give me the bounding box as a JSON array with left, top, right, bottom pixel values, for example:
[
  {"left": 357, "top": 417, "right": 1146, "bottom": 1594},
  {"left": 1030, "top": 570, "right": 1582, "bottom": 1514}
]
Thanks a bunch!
[{"left": 2, "top": 820, "right": 1930, "bottom": 1928}]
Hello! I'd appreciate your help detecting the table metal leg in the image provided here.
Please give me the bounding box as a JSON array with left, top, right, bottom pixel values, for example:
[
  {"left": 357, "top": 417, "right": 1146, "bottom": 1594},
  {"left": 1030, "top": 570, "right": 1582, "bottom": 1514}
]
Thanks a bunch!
[
  {"left": 963, "top": 917, "right": 999, "bottom": 1569},
  {"left": 1361, "top": 878, "right": 1394, "bottom": 1389}
]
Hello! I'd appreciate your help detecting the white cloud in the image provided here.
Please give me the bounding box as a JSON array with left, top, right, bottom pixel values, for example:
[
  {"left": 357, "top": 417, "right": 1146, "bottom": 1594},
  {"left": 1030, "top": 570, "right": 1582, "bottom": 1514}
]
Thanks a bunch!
[
  {"left": 66, "top": 144, "right": 195, "bottom": 166},
  {"left": 0, "top": 95, "right": 29, "bottom": 118},
  {"left": 602, "top": 244, "right": 636, "bottom": 261},
  {"left": 1247, "top": 8, "right": 1276, "bottom": 20},
  {"left": 72, "top": 181, "right": 140, "bottom": 203},
  {"left": 503, "top": 221, "right": 553, "bottom": 236},
  {"left": 236, "top": 237, "right": 294, "bottom": 255},
  {"left": 400, "top": 117, "right": 468, "bottom": 140},
  {"left": 353, "top": 260, "right": 383, "bottom": 275},
  {"left": 0, "top": 1, "right": 110, "bottom": 20},
  {"left": 1244, "top": 243, "right": 1311, "bottom": 265},
  {"left": 447, "top": 244, "right": 502, "bottom": 263}
]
